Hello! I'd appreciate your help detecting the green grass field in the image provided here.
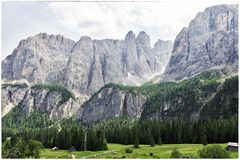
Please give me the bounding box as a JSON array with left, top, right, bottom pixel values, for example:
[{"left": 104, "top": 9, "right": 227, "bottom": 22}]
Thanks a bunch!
[{"left": 40, "top": 143, "right": 238, "bottom": 159}]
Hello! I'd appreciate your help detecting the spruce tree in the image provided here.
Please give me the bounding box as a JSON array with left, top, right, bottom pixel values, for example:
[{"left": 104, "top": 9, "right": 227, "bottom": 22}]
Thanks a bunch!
[
  {"left": 133, "top": 136, "right": 139, "bottom": 148},
  {"left": 202, "top": 134, "right": 208, "bottom": 146},
  {"left": 157, "top": 136, "right": 162, "bottom": 145},
  {"left": 150, "top": 137, "right": 155, "bottom": 147},
  {"left": 177, "top": 132, "right": 182, "bottom": 144}
]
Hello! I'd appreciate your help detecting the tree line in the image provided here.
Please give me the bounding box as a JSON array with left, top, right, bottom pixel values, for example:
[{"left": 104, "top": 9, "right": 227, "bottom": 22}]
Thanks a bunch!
[{"left": 2, "top": 116, "right": 238, "bottom": 152}]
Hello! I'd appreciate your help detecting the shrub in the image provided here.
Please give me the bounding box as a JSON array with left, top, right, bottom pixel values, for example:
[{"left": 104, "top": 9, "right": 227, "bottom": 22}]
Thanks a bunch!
[
  {"left": 33, "top": 149, "right": 40, "bottom": 158},
  {"left": 170, "top": 148, "right": 181, "bottom": 158},
  {"left": 150, "top": 152, "right": 154, "bottom": 156},
  {"left": 125, "top": 148, "right": 133, "bottom": 153},
  {"left": 198, "top": 145, "right": 230, "bottom": 158}
]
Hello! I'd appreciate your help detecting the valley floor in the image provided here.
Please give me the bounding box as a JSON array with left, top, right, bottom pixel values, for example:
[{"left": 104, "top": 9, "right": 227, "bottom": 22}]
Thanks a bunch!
[{"left": 40, "top": 143, "right": 238, "bottom": 159}]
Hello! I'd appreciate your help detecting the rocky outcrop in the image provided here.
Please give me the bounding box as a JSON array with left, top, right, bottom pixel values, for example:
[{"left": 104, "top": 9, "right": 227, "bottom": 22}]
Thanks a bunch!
[
  {"left": 2, "top": 31, "right": 171, "bottom": 95},
  {"left": 2, "top": 82, "right": 146, "bottom": 123},
  {"left": 1, "top": 83, "right": 88, "bottom": 119},
  {"left": 162, "top": 4, "right": 238, "bottom": 81},
  {"left": 78, "top": 87, "right": 146, "bottom": 123},
  {"left": 2, "top": 84, "right": 29, "bottom": 117},
  {"left": 153, "top": 40, "right": 173, "bottom": 69}
]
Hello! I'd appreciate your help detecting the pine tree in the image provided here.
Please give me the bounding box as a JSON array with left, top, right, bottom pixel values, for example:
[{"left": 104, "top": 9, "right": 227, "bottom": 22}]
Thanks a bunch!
[
  {"left": 102, "top": 138, "right": 108, "bottom": 150},
  {"left": 133, "top": 136, "right": 139, "bottom": 148},
  {"left": 24, "top": 145, "right": 31, "bottom": 158},
  {"left": 202, "top": 134, "right": 208, "bottom": 146},
  {"left": 150, "top": 137, "right": 155, "bottom": 147},
  {"left": 177, "top": 132, "right": 182, "bottom": 144},
  {"left": 157, "top": 136, "right": 162, "bottom": 145}
]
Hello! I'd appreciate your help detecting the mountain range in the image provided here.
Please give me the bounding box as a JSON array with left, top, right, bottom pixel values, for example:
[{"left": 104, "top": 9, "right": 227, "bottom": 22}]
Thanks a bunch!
[
  {"left": 1, "top": 4, "right": 238, "bottom": 123},
  {"left": 2, "top": 31, "right": 172, "bottom": 95}
]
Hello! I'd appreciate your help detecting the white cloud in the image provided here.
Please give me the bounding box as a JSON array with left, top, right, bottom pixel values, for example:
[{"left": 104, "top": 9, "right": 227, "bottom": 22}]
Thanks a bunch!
[
  {"left": 47, "top": 0, "right": 238, "bottom": 44},
  {"left": 2, "top": 0, "right": 238, "bottom": 60}
]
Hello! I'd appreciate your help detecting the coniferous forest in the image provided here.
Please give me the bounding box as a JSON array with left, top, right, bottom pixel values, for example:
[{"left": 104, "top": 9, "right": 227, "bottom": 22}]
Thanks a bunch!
[
  {"left": 2, "top": 116, "right": 238, "bottom": 151},
  {"left": 2, "top": 70, "right": 238, "bottom": 158}
]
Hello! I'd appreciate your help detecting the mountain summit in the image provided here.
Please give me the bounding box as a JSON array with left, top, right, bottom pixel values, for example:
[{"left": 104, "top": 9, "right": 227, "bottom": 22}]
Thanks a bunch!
[
  {"left": 162, "top": 4, "right": 238, "bottom": 81},
  {"left": 2, "top": 31, "right": 173, "bottom": 95}
]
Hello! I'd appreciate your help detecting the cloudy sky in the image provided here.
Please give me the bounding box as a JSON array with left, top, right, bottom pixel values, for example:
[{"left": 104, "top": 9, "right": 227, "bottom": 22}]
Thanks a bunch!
[{"left": 2, "top": 0, "right": 238, "bottom": 59}]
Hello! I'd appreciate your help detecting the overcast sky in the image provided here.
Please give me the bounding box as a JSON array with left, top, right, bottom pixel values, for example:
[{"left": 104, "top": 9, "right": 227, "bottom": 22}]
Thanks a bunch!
[{"left": 1, "top": 0, "right": 238, "bottom": 60}]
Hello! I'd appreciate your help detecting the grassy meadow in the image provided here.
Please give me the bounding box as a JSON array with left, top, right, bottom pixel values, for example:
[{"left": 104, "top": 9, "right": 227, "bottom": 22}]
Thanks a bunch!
[{"left": 40, "top": 143, "right": 238, "bottom": 159}]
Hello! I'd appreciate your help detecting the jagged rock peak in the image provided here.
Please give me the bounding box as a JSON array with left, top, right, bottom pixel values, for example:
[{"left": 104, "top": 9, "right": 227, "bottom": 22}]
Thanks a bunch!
[
  {"left": 152, "top": 39, "right": 173, "bottom": 70},
  {"left": 28, "top": 32, "right": 74, "bottom": 42},
  {"left": 188, "top": 4, "right": 238, "bottom": 35},
  {"left": 162, "top": 4, "right": 238, "bottom": 82},
  {"left": 124, "top": 31, "right": 136, "bottom": 40},
  {"left": 204, "top": 4, "right": 238, "bottom": 14},
  {"left": 79, "top": 36, "right": 92, "bottom": 42},
  {"left": 153, "top": 39, "right": 173, "bottom": 51},
  {"left": 17, "top": 32, "right": 75, "bottom": 50},
  {"left": 136, "top": 31, "right": 151, "bottom": 46}
]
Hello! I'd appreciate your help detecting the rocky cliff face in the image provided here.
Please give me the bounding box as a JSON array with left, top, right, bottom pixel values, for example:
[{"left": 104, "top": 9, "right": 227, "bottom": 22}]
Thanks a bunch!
[
  {"left": 2, "top": 33, "right": 75, "bottom": 84},
  {"left": 2, "top": 31, "right": 171, "bottom": 95},
  {"left": 2, "top": 82, "right": 146, "bottom": 122},
  {"left": 162, "top": 4, "right": 238, "bottom": 81},
  {"left": 153, "top": 40, "right": 173, "bottom": 69},
  {"left": 1, "top": 83, "right": 88, "bottom": 119},
  {"left": 78, "top": 87, "right": 146, "bottom": 123}
]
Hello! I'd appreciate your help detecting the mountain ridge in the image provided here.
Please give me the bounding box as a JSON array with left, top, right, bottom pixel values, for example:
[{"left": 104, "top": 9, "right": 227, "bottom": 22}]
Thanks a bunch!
[
  {"left": 1, "top": 4, "right": 238, "bottom": 123},
  {"left": 2, "top": 31, "right": 173, "bottom": 95}
]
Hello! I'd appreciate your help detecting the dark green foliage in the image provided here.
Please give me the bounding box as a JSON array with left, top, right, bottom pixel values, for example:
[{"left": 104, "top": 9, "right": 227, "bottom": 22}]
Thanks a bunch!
[
  {"left": 150, "top": 137, "right": 155, "bottom": 147},
  {"left": 125, "top": 148, "right": 133, "bottom": 153},
  {"left": 202, "top": 134, "right": 208, "bottom": 146},
  {"left": 157, "top": 136, "right": 162, "bottom": 145},
  {"left": 5, "top": 147, "right": 22, "bottom": 158},
  {"left": 91, "top": 118, "right": 137, "bottom": 145},
  {"left": 170, "top": 148, "right": 182, "bottom": 158},
  {"left": 2, "top": 139, "right": 43, "bottom": 158},
  {"left": 140, "top": 74, "right": 229, "bottom": 120},
  {"left": 87, "top": 130, "right": 108, "bottom": 151},
  {"left": 177, "top": 132, "right": 182, "bottom": 144},
  {"left": 2, "top": 83, "right": 28, "bottom": 89},
  {"left": 33, "top": 149, "right": 40, "bottom": 158},
  {"left": 2, "top": 106, "right": 54, "bottom": 129},
  {"left": 102, "top": 70, "right": 238, "bottom": 120},
  {"left": 133, "top": 136, "right": 139, "bottom": 148},
  {"left": 2, "top": 116, "right": 238, "bottom": 154},
  {"left": 200, "top": 76, "right": 238, "bottom": 118},
  {"left": 2, "top": 139, "right": 12, "bottom": 157},
  {"left": 198, "top": 145, "right": 230, "bottom": 158},
  {"left": 27, "top": 139, "right": 44, "bottom": 157},
  {"left": 31, "top": 83, "right": 75, "bottom": 103}
]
